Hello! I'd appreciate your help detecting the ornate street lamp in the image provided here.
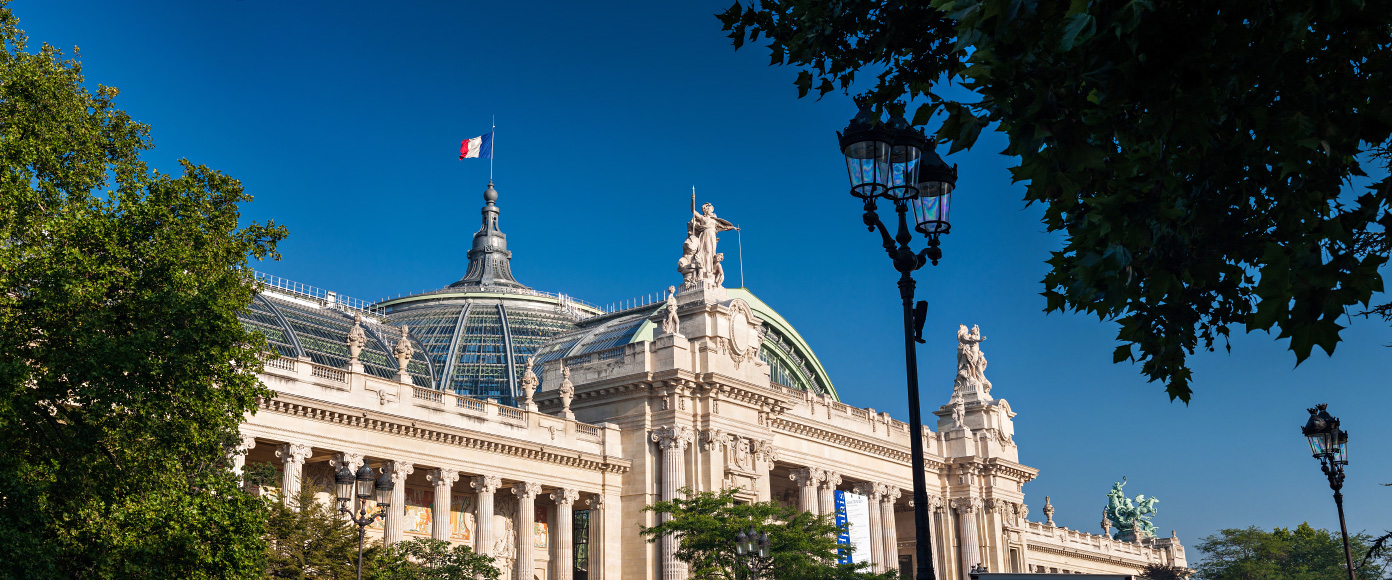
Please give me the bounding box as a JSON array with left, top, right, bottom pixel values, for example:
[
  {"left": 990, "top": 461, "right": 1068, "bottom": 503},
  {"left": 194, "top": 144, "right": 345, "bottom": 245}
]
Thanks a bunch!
[
  {"left": 1301, "top": 404, "right": 1354, "bottom": 580},
  {"left": 337, "top": 462, "right": 395, "bottom": 580},
  {"left": 837, "top": 96, "right": 957, "bottom": 580},
  {"left": 733, "top": 526, "right": 771, "bottom": 580}
]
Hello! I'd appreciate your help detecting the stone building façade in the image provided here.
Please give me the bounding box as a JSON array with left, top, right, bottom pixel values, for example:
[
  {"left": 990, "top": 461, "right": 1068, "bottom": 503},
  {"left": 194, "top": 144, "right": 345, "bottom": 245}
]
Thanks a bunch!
[{"left": 236, "top": 183, "right": 1186, "bottom": 580}]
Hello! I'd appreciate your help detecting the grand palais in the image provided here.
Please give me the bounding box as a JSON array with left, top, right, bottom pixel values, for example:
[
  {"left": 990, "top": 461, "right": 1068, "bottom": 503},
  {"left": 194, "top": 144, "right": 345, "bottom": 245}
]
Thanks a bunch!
[{"left": 234, "top": 182, "right": 1188, "bottom": 580}]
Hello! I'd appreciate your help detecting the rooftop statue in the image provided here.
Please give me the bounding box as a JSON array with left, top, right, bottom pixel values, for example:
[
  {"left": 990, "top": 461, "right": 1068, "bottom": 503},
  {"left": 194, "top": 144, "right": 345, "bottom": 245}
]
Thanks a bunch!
[
  {"left": 661, "top": 285, "right": 680, "bottom": 335},
  {"left": 678, "top": 191, "right": 737, "bottom": 290},
  {"left": 1104, "top": 477, "right": 1160, "bottom": 542},
  {"left": 954, "top": 324, "right": 993, "bottom": 401}
]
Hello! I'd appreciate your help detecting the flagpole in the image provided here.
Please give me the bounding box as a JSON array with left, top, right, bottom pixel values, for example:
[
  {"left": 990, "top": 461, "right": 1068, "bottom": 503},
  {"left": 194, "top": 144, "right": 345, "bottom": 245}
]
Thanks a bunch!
[
  {"left": 490, "top": 115, "right": 495, "bottom": 183},
  {"left": 737, "top": 225, "right": 744, "bottom": 288}
]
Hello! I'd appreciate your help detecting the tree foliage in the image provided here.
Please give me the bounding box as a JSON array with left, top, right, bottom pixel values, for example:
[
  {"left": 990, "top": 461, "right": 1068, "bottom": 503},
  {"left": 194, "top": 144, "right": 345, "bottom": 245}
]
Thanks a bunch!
[
  {"left": 718, "top": 0, "right": 1392, "bottom": 401},
  {"left": 367, "top": 538, "right": 501, "bottom": 580},
  {"left": 264, "top": 486, "right": 375, "bottom": 579},
  {"left": 641, "top": 488, "right": 897, "bottom": 580},
  {"left": 0, "top": 2, "right": 286, "bottom": 577},
  {"left": 1193, "top": 523, "right": 1387, "bottom": 580},
  {"left": 1139, "top": 563, "right": 1191, "bottom": 580}
]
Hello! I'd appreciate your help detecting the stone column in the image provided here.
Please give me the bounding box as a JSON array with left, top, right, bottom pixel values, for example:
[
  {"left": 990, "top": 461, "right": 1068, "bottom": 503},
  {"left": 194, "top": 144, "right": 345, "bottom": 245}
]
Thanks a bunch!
[
  {"left": 231, "top": 435, "right": 257, "bottom": 478},
  {"left": 818, "top": 471, "right": 842, "bottom": 517},
  {"left": 587, "top": 494, "right": 605, "bottom": 580},
  {"left": 880, "top": 486, "right": 901, "bottom": 571},
  {"left": 652, "top": 426, "right": 693, "bottom": 580},
  {"left": 275, "top": 443, "right": 312, "bottom": 505},
  {"left": 428, "top": 469, "right": 460, "bottom": 541},
  {"left": 790, "top": 467, "right": 824, "bottom": 516},
  {"left": 551, "top": 488, "right": 579, "bottom": 580},
  {"left": 954, "top": 498, "right": 982, "bottom": 579},
  {"left": 929, "top": 496, "right": 948, "bottom": 580},
  {"left": 384, "top": 461, "right": 414, "bottom": 545},
  {"left": 514, "top": 482, "right": 542, "bottom": 580},
  {"left": 472, "top": 475, "right": 502, "bottom": 556},
  {"left": 852, "top": 482, "right": 883, "bottom": 572}
]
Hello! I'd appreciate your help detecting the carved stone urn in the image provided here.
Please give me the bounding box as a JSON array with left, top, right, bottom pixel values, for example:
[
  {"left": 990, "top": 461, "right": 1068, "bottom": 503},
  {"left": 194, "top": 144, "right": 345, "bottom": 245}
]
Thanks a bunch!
[{"left": 558, "top": 365, "right": 575, "bottom": 419}]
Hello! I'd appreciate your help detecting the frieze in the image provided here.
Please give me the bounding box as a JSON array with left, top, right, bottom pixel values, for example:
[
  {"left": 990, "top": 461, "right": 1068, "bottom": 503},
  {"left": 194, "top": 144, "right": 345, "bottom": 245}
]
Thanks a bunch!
[
  {"left": 767, "top": 415, "right": 929, "bottom": 467},
  {"left": 257, "top": 397, "right": 631, "bottom": 474}
]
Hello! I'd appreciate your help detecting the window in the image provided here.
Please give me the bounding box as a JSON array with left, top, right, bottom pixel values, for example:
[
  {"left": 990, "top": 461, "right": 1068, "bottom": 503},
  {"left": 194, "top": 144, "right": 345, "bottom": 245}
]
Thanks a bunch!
[
  {"left": 1008, "top": 548, "right": 1020, "bottom": 573},
  {"left": 897, "top": 555, "right": 912, "bottom": 579},
  {"left": 574, "top": 509, "right": 591, "bottom": 580}
]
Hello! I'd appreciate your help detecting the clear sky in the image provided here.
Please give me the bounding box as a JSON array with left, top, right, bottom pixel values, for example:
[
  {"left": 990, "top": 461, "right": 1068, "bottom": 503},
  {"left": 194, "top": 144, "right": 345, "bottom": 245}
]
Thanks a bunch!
[{"left": 17, "top": 0, "right": 1391, "bottom": 556}]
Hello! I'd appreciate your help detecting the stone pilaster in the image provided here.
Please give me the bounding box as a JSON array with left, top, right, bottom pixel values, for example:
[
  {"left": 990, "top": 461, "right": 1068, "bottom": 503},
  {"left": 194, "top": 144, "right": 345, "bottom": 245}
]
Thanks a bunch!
[
  {"left": 587, "top": 494, "right": 605, "bottom": 580},
  {"left": 790, "top": 467, "right": 824, "bottom": 516},
  {"left": 880, "top": 486, "right": 901, "bottom": 570},
  {"left": 275, "top": 443, "right": 312, "bottom": 505},
  {"left": 953, "top": 497, "right": 983, "bottom": 579},
  {"left": 514, "top": 482, "right": 542, "bottom": 580},
  {"left": 472, "top": 475, "right": 502, "bottom": 557},
  {"left": 428, "top": 468, "right": 460, "bottom": 541},
  {"left": 384, "top": 461, "right": 414, "bottom": 545},
  {"left": 853, "top": 482, "right": 883, "bottom": 572},
  {"left": 818, "top": 471, "right": 842, "bottom": 517},
  {"left": 652, "top": 426, "right": 693, "bottom": 580},
  {"left": 551, "top": 488, "right": 579, "bottom": 580}
]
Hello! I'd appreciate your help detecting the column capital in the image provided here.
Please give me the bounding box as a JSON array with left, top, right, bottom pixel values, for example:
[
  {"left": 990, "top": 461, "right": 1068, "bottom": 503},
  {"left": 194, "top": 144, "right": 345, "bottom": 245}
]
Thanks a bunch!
[
  {"left": 275, "top": 443, "right": 312, "bottom": 466},
  {"left": 651, "top": 425, "right": 694, "bottom": 451},
  {"left": 789, "top": 467, "right": 824, "bottom": 488},
  {"left": 820, "top": 471, "right": 842, "bottom": 490},
  {"left": 852, "top": 481, "right": 881, "bottom": 500},
  {"left": 951, "top": 496, "right": 983, "bottom": 513},
  {"left": 330, "top": 452, "right": 364, "bottom": 473},
  {"left": 551, "top": 487, "right": 580, "bottom": 505},
  {"left": 388, "top": 461, "right": 414, "bottom": 485},
  {"left": 513, "top": 481, "right": 542, "bottom": 499},
  {"left": 471, "top": 474, "right": 502, "bottom": 494},
  {"left": 587, "top": 493, "right": 606, "bottom": 508},
  {"left": 428, "top": 468, "right": 460, "bottom": 487},
  {"left": 881, "top": 485, "right": 901, "bottom": 502},
  {"left": 238, "top": 435, "right": 258, "bottom": 453}
]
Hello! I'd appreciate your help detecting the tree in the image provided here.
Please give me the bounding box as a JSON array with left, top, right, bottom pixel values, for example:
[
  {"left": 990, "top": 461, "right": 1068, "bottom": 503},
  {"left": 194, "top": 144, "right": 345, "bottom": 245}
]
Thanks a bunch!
[
  {"left": 263, "top": 484, "right": 375, "bottom": 579},
  {"left": 1139, "top": 563, "right": 1191, "bottom": 580},
  {"left": 0, "top": 2, "right": 287, "bottom": 577},
  {"left": 367, "top": 538, "right": 501, "bottom": 580},
  {"left": 641, "top": 488, "right": 897, "bottom": 580},
  {"left": 1193, "top": 523, "right": 1387, "bottom": 580},
  {"left": 718, "top": 0, "right": 1392, "bottom": 402}
]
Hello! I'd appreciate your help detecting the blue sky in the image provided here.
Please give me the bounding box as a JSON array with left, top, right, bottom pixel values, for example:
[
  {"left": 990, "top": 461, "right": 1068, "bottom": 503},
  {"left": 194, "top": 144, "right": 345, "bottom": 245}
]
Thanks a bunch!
[{"left": 17, "top": 0, "right": 1391, "bottom": 555}]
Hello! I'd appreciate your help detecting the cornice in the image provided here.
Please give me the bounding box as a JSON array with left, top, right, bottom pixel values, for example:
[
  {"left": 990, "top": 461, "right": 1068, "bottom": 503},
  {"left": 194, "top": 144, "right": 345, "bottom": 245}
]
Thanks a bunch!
[
  {"left": 767, "top": 415, "right": 944, "bottom": 470},
  {"left": 1026, "top": 539, "right": 1161, "bottom": 567},
  {"left": 258, "top": 396, "right": 631, "bottom": 474}
]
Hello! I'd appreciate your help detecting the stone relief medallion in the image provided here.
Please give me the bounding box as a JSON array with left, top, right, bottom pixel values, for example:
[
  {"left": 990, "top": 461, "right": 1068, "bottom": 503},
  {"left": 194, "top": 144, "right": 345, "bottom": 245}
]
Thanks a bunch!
[{"left": 726, "top": 299, "right": 761, "bottom": 368}]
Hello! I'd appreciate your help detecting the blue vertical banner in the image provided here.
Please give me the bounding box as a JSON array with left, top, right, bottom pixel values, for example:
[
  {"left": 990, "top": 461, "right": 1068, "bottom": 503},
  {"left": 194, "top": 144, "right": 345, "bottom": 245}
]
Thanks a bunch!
[
  {"left": 835, "top": 490, "right": 851, "bottom": 564},
  {"left": 835, "top": 490, "right": 873, "bottom": 565}
]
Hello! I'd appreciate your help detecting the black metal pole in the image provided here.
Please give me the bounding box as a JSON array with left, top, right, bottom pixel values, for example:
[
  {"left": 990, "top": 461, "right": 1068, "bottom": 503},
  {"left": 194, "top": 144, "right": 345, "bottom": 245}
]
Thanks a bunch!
[
  {"left": 357, "top": 523, "right": 366, "bottom": 580},
  {"left": 900, "top": 270, "right": 936, "bottom": 580},
  {"left": 1334, "top": 488, "right": 1355, "bottom": 580}
]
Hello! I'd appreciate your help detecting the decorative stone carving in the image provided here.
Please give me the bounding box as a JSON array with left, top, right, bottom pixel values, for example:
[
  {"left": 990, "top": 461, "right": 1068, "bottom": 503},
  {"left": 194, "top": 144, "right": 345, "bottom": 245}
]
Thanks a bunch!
[
  {"left": 678, "top": 192, "right": 738, "bottom": 290},
  {"left": 329, "top": 452, "right": 364, "bottom": 477},
  {"left": 951, "top": 392, "right": 967, "bottom": 430},
  {"left": 1043, "top": 495, "right": 1055, "bottom": 526},
  {"left": 954, "top": 324, "right": 994, "bottom": 403},
  {"left": 520, "top": 356, "right": 539, "bottom": 411},
  {"left": 726, "top": 299, "right": 761, "bottom": 369},
  {"left": 472, "top": 474, "right": 502, "bottom": 494},
  {"left": 551, "top": 487, "right": 580, "bottom": 505},
  {"left": 732, "top": 436, "right": 753, "bottom": 471},
  {"left": 1101, "top": 507, "right": 1112, "bottom": 536},
  {"left": 346, "top": 314, "right": 367, "bottom": 361},
  {"left": 559, "top": 364, "right": 575, "bottom": 418},
  {"left": 651, "top": 425, "right": 694, "bottom": 450},
  {"left": 393, "top": 325, "right": 414, "bottom": 381},
  {"left": 661, "top": 285, "right": 680, "bottom": 335},
  {"left": 751, "top": 439, "right": 777, "bottom": 464},
  {"left": 229, "top": 434, "right": 257, "bottom": 477}
]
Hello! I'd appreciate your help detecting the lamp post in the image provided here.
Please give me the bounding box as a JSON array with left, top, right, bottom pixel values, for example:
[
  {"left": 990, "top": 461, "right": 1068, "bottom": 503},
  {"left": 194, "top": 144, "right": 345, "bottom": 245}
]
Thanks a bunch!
[
  {"left": 733, "top": 526, "right": 771, "bottom": 580},
  {"left": 336, "top": 462, "right": 396, "bottom": 580},
  {"left": 1301, "top": 404, "right": 1355, "bottom": 580},
  {"left": 837, "top": 96, "right": 956, "bottom": 580}
]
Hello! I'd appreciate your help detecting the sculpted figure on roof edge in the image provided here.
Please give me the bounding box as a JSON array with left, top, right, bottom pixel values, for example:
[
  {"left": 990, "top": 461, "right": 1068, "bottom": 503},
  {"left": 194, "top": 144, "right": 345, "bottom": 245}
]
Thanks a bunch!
[{"left": 679, "top": 191, "right": 737, "bottom": 290}]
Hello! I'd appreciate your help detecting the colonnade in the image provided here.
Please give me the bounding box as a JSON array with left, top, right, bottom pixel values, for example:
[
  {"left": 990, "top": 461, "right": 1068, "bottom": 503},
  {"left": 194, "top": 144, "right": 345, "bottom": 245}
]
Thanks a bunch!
[
  {"left": 237, "top": 437, "right": 604, "bottom": 580},
  {"left": 790, "top": 466, "right": 903, "bottom": 574}
]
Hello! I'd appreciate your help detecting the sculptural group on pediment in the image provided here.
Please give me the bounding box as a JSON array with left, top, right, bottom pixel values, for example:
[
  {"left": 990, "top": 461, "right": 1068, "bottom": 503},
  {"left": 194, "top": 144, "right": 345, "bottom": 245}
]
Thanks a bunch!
[
  {"left": 677, "top": 192, "right": 737, "bottom": 291},
  {"left": 954, "top": 324, "right": 993, "bottom": 400},
  {"left": 1104, "top": 477, "right": 1160, "bottom": 541}
]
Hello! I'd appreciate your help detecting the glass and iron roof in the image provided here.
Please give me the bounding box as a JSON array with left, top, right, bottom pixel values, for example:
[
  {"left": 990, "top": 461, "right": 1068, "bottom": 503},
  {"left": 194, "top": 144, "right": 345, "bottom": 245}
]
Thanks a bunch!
[{"left": 238, "top": 181, "right": 839, "bottom": 405}]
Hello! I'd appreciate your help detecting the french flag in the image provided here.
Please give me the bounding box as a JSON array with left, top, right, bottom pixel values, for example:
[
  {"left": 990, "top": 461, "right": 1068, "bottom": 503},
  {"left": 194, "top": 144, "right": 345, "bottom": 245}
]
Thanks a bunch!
[{"left": 459, "top": 132, "right": 493, "bottom": 160}]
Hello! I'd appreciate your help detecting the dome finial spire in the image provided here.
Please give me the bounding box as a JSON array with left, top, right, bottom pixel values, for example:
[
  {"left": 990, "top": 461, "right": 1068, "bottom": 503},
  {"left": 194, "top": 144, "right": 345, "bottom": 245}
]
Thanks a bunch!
[{"left": 449, "top": 181, "right": 527, "bottom": 290}]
